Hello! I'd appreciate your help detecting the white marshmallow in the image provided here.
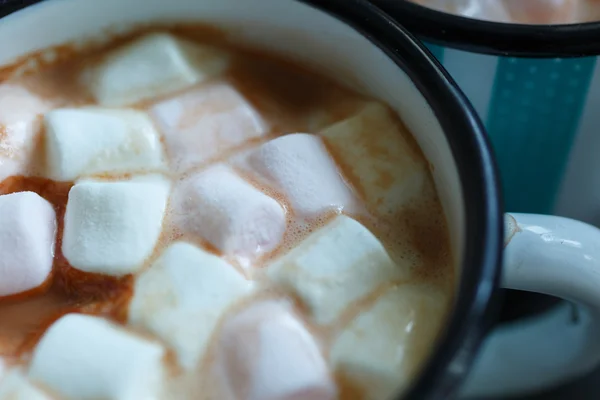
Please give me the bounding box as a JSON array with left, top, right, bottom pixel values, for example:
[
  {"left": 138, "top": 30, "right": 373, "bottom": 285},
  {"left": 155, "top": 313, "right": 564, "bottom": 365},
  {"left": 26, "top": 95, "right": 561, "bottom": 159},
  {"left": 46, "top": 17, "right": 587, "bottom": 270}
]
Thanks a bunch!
[
  {"left": 172, "top": 165, "right": 285, "bottom": 265},
  {"left": 330, "top": 285, "right": 447, "bottom": 399},
  {"left": 0, "top": 84, "right": 50, "bottom": 181},
  {"left": 129, "top": 241, "right": 252, "bottom": 370},
  {"left": 44, "top": 108, "right": 166, "bottom": 181},
  {"left": 151, "top": 82, "right": 269, "bottom": 172},
  {"left": 0, "top": 370, "right": 51, "bottom": 400},
  {"left": 504, "top": 0, "right": 576, "bottom": 24},
  {"left": 29, "top": 313, "right": 165, "bottom": 400},
  {"left": 267, "top": 215, "right": 406, "bottom": 324},
  {"left": 217, "top": 301, "right": 336, "bottom": 400},
  {"left": 83, "top": 32, "right": 229, "bottom": 106},
  {"left": 412, "top": 0, "right": 513, "bottom": 22},
  {"left": 0, "top": 192, "right": 56, "bottom": 297},
  {"left": 320, "top": 103, "right": 429, "bottom": 216},
  {"left": 242, "top": 133, "right": 357, "bottom": 218},
  {"left": 62, "top": 176, "right": 170, "bottom": 275}
]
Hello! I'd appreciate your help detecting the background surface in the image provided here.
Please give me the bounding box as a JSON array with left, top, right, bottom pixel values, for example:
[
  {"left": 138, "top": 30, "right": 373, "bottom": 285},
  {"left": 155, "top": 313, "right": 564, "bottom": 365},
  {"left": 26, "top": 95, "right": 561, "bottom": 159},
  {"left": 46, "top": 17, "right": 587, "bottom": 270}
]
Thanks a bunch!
[{"left": 0, "top": 1, "right": 597, "bottom": 399}]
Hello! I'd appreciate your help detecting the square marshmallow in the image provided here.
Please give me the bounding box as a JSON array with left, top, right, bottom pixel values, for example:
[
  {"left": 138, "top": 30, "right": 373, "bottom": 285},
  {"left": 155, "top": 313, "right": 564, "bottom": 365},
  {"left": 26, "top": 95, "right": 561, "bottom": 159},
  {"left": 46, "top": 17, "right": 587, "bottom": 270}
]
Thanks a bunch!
[
  {"left": 29, "top": 313, "right": 165, "bottom": 400},
  {"left": 241, "top": 133, "right": 357, "bottom": 219},
  {"left": 62, "top": 175, "right": 170, "bottom": 275},
  {"left": 267, "top": 215, "right": 407, "bottom": 324},
  {"left": 320, "top": 102, "right": 429, "bottom": 216},
  {"left": 0, "top": 192, "right": 56, "bottom": 297},
  {"left": 0, "top": 84, "right": 50, "bottom": 181},
  {"left": 44, "top": 108, "right": 166, "bottom": 181},
  {"left": 151, "top": 82, "right": 269, "bottom": 172},
  {"left": 330, "top": 285, "right": 447, "bottom": 399},
  {"left": 217, "top": 301, "right": 336, "bottom": 400},
  {"left": 129, "top": 241, "right": 253, "bottom": 370},
  {"left": 172, "top": 165, "right": 285, "bottom": 266},
  {"left": 83, "top": 32, "right": 229, "bottom": 106},
  {"left": 0, "top": 370, "right": 51, "bottom": 400}
]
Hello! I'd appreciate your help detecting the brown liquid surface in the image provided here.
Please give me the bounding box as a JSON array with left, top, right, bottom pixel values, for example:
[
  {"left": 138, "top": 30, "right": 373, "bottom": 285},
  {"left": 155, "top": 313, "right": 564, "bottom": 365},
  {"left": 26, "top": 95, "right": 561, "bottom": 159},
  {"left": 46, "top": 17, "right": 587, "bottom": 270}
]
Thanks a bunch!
[
  {"left": 412, "top": 0, "right": 600, "bottom": 24},
  {"left": 0, "top": 26, "right": 454, "bottom": 399}
]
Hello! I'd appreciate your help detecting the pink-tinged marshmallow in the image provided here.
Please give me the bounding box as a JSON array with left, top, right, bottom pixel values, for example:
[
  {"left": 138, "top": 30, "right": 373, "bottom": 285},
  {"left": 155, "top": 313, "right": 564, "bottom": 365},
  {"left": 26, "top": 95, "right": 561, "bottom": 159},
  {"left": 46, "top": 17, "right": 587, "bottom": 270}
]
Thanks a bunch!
[
  {"left": 150, "top": 82, "right": 269, "bottom": 173},
  {"left": 0, "top": 84, "right": 50, "bottom": 181},
  {"left": 172, "top": 165, "right": 285, "bottom": 265},
  {"left": 0, "top": 192, "right": 56, "bottom": 297},
  {"left": 241, "top": 133, "right": 356, "bottom": 218},
  {"left": 217, "top": 301, "right": 336, "bottom": 400}
]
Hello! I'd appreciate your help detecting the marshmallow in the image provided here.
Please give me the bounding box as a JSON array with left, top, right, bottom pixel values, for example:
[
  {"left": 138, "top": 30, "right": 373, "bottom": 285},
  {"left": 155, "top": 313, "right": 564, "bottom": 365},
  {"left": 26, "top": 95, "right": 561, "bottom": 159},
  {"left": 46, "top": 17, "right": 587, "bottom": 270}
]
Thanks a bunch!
[
  {"left": 0, "top": 84, "right": 50, "bottom": 181},
  {"left": 62, "top": 175, "right": 170, "bottom": 275},
  {"left": 267, "top": 215, "right": 406, "bottom": 324},
  {"left": 151, "top": 82, "right": 269, "bottom": 172},
  {"left": 242, "top": 133, "right": 356, "bottom": 218},
  {"left": 83, "top": 32, "right": 229, "bottom": 106},
  {"left": 29, "top": 313, "right": 165, "bottom": 400},
  {"left": 129, "top": 241, "right": 252, "bottom": 370},
  {"left": 44, "top": 108, "right": 166, "bottom": 181},
  {"left": 0, "top": 192, "right": 56, "bottom": 297},
  {"left": 412, "top": 0, "right": 513, "bottom": 22},
  {"left": 330, "top": 284, "right": 447, "bottom": 399},
  {"left": 217, "top": 301, "right": 336, "bottom": 400},
  {"left": 502, "top": 0, "right": 574, "bottom": 23},
  {"left": 0, "top": 370, "right": 51, "bottom": 400},
  {"left": 172, "top": 165, "right": 285, "bottom": 265},
  {"left": 320, "top": 103, "right": 429, "bottom": 216}
]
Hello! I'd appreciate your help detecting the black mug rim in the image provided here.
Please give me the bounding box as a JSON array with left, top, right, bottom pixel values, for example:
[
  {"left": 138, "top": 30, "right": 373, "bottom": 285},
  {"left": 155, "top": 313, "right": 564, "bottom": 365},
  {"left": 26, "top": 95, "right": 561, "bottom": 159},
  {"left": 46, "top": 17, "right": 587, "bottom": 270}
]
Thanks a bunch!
[
  {"left": 373, "top": 0, "right": 600, "bottom": 58},
  {"left": 0, "top": 0, "right": 504, "bottom": 399}
]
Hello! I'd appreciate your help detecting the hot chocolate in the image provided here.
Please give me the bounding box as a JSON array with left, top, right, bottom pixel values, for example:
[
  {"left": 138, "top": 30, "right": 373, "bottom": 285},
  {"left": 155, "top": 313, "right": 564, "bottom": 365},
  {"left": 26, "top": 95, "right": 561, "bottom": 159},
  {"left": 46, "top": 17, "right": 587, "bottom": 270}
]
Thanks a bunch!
[
  {"left": 411, "top": 0, "right": 600, "bottom": 24},
  {"left": 0, "top": 27, "right": 454, "bottom": 400}
]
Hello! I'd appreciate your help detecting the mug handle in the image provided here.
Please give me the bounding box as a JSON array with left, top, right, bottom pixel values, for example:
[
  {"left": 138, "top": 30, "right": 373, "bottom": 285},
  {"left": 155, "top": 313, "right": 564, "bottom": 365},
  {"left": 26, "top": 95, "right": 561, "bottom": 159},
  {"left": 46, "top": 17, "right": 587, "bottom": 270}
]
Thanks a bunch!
[{"left": 460, "top": 213, "right": 600, "bottom": 398}]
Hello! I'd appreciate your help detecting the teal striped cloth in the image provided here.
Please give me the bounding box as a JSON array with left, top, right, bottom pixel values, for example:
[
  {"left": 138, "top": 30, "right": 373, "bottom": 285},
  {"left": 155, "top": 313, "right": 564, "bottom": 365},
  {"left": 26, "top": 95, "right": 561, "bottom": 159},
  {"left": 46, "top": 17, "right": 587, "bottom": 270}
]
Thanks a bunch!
[{"left": 424, "top": 43, "right": 596, "bottom": 214}]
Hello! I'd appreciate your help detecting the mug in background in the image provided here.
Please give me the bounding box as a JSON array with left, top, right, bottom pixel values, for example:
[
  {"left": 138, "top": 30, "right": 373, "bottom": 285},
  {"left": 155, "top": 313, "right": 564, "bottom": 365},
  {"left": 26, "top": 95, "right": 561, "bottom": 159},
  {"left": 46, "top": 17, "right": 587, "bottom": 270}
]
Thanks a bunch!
[
  {"left": 373, "top": 0, "right": 600, "bottom": 221},
  {"left": 3, "top": 1, "right": 600, "bottom": 400}
]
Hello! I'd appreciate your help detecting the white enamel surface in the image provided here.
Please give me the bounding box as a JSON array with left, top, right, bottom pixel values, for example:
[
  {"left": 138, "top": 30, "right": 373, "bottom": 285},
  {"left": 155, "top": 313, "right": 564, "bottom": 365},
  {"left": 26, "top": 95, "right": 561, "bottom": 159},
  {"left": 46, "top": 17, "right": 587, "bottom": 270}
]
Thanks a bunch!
[
  {"left": 172, "top": 165, "right": 286, "bottom": 265},
  {"left": 62, "top": 176, "right": 170, "bottom": 275},
  {"left": 0, "top": 192, "right": 56, "bottom": 297},
  {"left": 83, "top": 32, "right": 229, "bottom": 106},
  {"left": 462, "top": 214, "right": 600, "bottom": 398},
  {"left": 331, "top": 284, "right": 446, "bottom": 400},
  {"left": 320, "top": 102, "right": 429, "bottom": 215},
  {"left": 151, "top": 82, "right": 269, "bottom": 173},
  {"left": 29, "top": 313, "right": 165, "bottom": 400},
  {"left": 241, "top": 133, "right": 358, "bottom": 218},
  {"left": 44, "top": 107, "right": 166, "bottom": 181},
  {"left": 0, "top": 370, "right": 51, "bottom": 400},
  {"left": 129, "top": 241, "right": 253, "bottom": 370},
  {"left": 0, "top": 84, "right": 50, "bottom": 181},
  {"left": 267, "top": 215, "right": 407, "bottom": 325},
  {"left": 217, "top": 301, "right": 336, "bottom": 400},
  {"left": 0, "top": 0, "right": 464, "bottom": 272}
]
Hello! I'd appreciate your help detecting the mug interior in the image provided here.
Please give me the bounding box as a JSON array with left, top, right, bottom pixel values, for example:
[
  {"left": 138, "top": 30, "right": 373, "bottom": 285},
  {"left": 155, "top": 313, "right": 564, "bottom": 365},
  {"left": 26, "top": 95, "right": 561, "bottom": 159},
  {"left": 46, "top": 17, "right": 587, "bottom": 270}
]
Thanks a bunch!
[
  {"left": 0, "top": 0, "right": 503, "bottom": 398},
  {"left": 373, "top": 0, "right": 600, "bottom": 57}
]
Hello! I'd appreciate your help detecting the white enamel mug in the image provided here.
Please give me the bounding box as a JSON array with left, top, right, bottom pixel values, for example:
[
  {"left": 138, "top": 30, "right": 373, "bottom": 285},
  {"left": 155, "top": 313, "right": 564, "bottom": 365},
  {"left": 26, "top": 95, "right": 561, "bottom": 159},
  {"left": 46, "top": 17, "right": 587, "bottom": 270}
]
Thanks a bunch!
[{"left": 1, "top": 0, "right": 600, "bottom": 399}]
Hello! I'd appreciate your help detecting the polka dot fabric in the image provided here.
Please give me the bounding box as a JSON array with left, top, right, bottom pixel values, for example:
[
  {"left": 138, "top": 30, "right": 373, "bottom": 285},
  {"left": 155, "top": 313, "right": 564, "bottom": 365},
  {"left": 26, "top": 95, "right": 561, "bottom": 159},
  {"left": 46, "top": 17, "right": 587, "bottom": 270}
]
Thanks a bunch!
[{"left": 424, "top": 42, "right": 597, "bottom": 215}]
